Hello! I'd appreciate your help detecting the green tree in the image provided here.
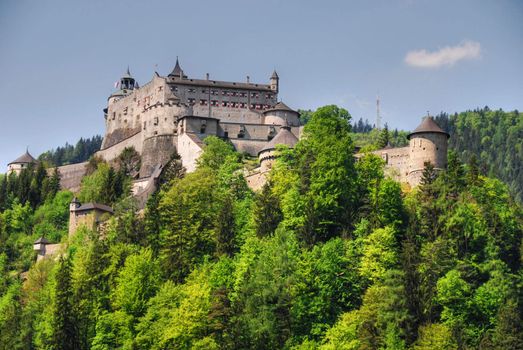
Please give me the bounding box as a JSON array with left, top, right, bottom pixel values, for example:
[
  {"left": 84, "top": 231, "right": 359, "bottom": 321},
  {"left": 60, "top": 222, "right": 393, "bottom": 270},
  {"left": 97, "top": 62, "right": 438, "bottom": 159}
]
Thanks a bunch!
[
  {"left": 52, "top": 256, "right": 80, "bottom": 350},
  {"left": 253, "top": 182, "right": 283, "bottom": 238}
]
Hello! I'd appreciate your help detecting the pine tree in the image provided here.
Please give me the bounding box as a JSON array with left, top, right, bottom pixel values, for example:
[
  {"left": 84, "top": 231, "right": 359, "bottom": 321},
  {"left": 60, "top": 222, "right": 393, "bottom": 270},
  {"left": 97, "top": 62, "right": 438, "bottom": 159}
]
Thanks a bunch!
[
  {"left": 52, "top": 256, "right": 79, "bottom": 350},
  {"left": 377, "top": 123, "right": 390, "bottom": 148},
  {"left": 253, "top": 182, "right": 282, "bottom": 238},
  {"left": 215, "top": 194, "right": 236, "bottom": 257}
]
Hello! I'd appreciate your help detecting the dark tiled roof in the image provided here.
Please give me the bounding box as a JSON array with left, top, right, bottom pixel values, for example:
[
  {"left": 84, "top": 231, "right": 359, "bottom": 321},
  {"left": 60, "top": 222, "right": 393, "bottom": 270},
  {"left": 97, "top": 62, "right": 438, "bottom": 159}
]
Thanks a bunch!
[
  {"left": 263, "top": 101, "right": 296, "bottom": 114},
  {"left": 271, "top": 70, "right": 279, "bottom": 79},
  {"left": 259, "top": 126, "right": 299, "bottom": 154},
  {"left": 75, "top": 203, "right": 114, "bottom": 214},
  {"left": 34, "top": 237, "right": 50, "bottom": 245},
  {"left": 408, "top": 117, "right": 449, "bottom": 139},
  {"left": 168, "top": 58, "right": 187, "bottom": 78},
  {"left": 9, "top": 151, "right": 36, "bottom": 165},
  {"left": 167, "top": 78, "right": 272, "bottom": 91}
]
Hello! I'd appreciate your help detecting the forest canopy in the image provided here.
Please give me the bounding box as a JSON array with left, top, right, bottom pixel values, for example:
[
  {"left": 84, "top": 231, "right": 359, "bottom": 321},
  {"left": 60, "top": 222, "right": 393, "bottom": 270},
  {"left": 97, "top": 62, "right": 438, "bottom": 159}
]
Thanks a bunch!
[{"left": 0, "top": 105, "right": 521, "bottom": 349}]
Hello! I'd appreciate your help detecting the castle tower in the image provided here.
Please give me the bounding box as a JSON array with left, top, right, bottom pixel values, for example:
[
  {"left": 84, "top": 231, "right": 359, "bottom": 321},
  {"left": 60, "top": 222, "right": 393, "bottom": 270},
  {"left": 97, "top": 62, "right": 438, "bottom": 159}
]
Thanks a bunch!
[
  {"left": 270, "top": 70, "right": 279, "bottom": 92},
  {"left": 108, "top": 67, "right": 137, "bottom": 105},
  {"left": 263, "top": 101, "right": 300, "bottom": 127},
  {"left": 407, "top": 116, "right": 449, "bottom": 186},
  {"left": 258, "top": 125, "right": 298, "bottom": 172},
  {"left": 69, "top": 197, "right": 81, "bottom": 236},
  {"left": 7, "top": 150, "right": 36, "bottom": 175},
  {"left": 168, "top": 57, "right": 187, "bottom": 79}
]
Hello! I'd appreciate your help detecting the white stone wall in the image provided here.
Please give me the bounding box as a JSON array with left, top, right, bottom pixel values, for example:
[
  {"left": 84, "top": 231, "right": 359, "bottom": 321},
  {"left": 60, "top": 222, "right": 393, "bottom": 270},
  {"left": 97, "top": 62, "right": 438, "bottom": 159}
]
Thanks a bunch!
[{"left": 177, "top": 133, "right": 204, "bottom": 173}]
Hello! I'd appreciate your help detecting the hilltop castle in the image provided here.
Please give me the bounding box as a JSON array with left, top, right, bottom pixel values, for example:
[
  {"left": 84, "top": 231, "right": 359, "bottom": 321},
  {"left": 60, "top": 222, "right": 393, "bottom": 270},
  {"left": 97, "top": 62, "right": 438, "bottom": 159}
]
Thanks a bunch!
[{"left": 7, "top": 59, "right": 449, "bottom": 195}]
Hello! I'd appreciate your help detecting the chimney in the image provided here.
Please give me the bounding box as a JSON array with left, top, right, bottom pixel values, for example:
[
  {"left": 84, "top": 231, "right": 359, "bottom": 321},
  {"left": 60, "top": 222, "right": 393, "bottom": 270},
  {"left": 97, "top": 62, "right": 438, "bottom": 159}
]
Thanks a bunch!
[
  {"left": 206, "top": 73, "right": 209, "bottom": 80},
  {"left": 246, "top": 75, "right": 250, "bottom": 83}
]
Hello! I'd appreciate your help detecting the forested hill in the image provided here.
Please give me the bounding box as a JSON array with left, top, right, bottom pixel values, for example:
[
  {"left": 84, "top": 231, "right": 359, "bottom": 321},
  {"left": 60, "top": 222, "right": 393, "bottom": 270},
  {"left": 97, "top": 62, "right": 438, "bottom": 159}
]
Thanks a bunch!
[
  {"left": 434, "top": 108, "right": 523, "bottom": 202},
  {"left": 38, "top": 135, "right": 102, "bottom": 167},
  {"left": 0, "top": 105, "right": 522, "bottom": 349}
]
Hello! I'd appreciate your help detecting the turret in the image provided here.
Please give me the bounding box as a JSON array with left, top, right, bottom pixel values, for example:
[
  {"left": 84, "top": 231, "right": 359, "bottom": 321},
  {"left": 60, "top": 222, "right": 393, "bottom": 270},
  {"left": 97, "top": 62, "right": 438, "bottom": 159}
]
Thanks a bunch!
[
  {"left": 407, "top": 116, "right": 449, "bottom": 186},
  {"left": 258, "top": 125, "right": 298, "bottom": 172},
  {"left": 7, "top": 150, "right": 36, "bottom": 175},
  {"left": 270, "top": 70, "right": 279, "bottom": 92},
  {"left": 108, "top": 67, "right": 137, "bottom": 105},
  {"left": 263, "top": 101, "right": 300, "bottom": 127},
  {"left": 168, "top": 57, "right": 187, "bottom": 79}
]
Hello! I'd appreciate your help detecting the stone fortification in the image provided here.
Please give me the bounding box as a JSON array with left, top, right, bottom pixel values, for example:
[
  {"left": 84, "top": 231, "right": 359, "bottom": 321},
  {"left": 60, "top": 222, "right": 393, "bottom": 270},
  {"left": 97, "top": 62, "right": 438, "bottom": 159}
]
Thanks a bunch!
[
  {"left": 361, "top": 116, "right": 449, "bottom": 187},
  {"left": 99, "top": 59, "right": 295, "bottom": 178},
  {"left": 7, "top": 60, "right": 448, "bottom": 195}
]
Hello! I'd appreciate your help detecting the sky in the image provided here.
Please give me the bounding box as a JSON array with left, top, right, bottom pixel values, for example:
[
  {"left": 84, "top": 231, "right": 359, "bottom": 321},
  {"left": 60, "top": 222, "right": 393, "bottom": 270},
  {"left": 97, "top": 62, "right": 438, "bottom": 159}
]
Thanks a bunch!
[{"left": 0, "top": 0, "right": 522, "bottom": 169}]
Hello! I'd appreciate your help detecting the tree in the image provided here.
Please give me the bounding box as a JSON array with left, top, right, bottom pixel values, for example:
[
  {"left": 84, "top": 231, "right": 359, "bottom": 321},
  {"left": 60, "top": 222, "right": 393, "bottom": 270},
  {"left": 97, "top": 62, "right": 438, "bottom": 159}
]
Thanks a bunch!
[
  {"left": 215, "top": 193, "right": 236, "bottom": 257},
  {"left": 278, "top": 105, "right": 359, "bottom": 245},
  {"left": 52, "top": 256, "right": 80, "bottom": 350},
  {"left": 253, "top": 182, "right": 282, "bottom": 238},
  {"left": 377, "top": 123, "right": 390, "bottom": 148},
  {"left": 159, "top": 168, "right": 220, "bottom": 281},
  {"left": 116, "top": 147, "right": 141, "bottom": 178}
]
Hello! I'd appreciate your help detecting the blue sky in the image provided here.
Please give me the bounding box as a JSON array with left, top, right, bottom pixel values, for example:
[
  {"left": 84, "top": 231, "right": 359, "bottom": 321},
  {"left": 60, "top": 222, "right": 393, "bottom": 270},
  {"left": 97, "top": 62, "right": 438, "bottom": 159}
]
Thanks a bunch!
[{"left": 0, "top": 0, "right": 522, "bottom": 168}]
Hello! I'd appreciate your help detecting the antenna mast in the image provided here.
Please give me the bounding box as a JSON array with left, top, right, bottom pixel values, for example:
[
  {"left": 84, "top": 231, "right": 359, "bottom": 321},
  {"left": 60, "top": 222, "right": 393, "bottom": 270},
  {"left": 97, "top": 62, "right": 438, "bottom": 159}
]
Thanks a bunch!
[{"left": 376, "top": 95, "right": 381, "bottom": 130}]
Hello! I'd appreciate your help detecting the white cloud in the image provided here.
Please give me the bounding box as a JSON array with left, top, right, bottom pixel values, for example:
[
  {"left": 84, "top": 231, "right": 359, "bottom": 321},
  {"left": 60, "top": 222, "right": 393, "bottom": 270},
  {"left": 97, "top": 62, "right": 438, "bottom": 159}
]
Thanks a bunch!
[{"left": 405, "top": 41, "right": 481, "bottom": 68}]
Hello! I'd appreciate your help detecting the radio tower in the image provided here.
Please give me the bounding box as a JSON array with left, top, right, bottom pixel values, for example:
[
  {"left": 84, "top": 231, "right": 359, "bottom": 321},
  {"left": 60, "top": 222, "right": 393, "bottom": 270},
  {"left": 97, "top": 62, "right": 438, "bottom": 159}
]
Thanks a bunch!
[{"left": 376, "top": 94, "right": 381, "bottom": 130}]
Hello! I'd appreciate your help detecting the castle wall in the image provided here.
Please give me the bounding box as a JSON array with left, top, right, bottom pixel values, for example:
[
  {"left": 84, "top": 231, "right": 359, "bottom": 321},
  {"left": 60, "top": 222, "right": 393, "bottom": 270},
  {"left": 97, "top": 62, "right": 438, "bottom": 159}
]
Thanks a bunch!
[
  {"left": 96, "top": 131, "right": 143, "bottom": 162},
  {"left": 245, "top": 169, "right": 268, "bottom": 191},
  {"left": 141, "top": 135, "right": 177, "bottom": 178},
  {"left": 177, "top": 133, "right": 204, "bottom": 173},
  {"left": 104, "top": 75, "right": 168, "bottom": 149},
  {"left": 56, "top": 162, "right": 89, "bottom": 192},
  {"left": 372, "top": 147, "right": 410, "bottom": 182}
]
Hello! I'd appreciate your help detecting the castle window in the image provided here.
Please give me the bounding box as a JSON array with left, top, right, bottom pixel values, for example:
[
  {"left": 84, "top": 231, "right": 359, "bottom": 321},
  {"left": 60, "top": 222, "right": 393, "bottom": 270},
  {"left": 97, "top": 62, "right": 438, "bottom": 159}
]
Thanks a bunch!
[
  {"left": 238, "top": 125, "right": 246, "bottom": 138},
  {"left": 171, "top": 86, "right": 178, "bottom": 92},
  {"left": 154, "top": 117, "right": 159, "bottom": 126},
  {"left": 200, "top": 123, "right": 206, "bottom": 134},
  {"left": 112, "top": 112, "right": 116, "bottom": 120},
  {"left": 143, "top": 121, "right": 146, "bottom": 130},
  {"left": 188, "top": 98, "right": 195, "bottom": 104},
  {"left": 224, "top": 131, "right": 229, "bottom": 139},
  {"left": 202, "top": 89, "right": 207, "bottom": 93},
  {"left": 200, "top": 99, "right": 208, "bottom": 105},
  {"left": 222, "top": 101, "right": 228, "bottom": 107},
  {"left": 188, "top": 88, "right": 196, "bottom": 93}
]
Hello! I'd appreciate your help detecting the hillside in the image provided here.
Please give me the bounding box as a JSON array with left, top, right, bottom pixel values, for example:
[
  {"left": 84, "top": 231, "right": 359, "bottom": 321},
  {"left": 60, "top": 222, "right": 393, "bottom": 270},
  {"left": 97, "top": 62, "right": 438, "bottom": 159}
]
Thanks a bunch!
[
  {"left": 0, "top": 105, "right": 522, "bottom": 349},
  {"left": 435, "top": 108, "right": 523, "bottom": 202}
]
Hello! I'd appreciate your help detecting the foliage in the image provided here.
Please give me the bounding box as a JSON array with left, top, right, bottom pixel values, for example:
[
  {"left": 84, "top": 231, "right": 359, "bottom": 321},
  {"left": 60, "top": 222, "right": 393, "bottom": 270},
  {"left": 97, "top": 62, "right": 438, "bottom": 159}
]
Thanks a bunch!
[
  {"left": 0, "top": 105, "right": 522, "bottom": 349},
  {"left": 38, "top": 135, "right": 103, "bottom": 167}
]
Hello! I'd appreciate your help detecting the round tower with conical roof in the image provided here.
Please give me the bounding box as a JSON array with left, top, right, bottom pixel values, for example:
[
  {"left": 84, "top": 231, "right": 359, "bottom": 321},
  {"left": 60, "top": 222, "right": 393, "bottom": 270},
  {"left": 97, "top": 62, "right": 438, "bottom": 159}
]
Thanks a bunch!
[
  {"left": 258, "top": 125, "right": 299, "bottom": 171},
  {"left": 263, "top": 101, "right": 300, "bottom": 127},
  {"left": 7, "top": 150, "right": 36, "bottom": 175},
  {"left": 406, "top": 116, "right": 449, "bottom": 186}
]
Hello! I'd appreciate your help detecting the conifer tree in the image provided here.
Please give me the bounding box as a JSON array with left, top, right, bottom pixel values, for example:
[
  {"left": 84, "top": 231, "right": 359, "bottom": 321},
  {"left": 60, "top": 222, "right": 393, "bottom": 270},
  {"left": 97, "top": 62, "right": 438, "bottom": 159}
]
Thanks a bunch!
[
  {"left": 253, "top": 182, "right": 282, "bottom": 238},
  {"left": 377, "top": 123, "right": 390, "bottom": 148},
  {"left": 52, "top": 256, "right": 80, "bottom": 350},
  {"left": 215, "top": 193, "right": 236, "bottom": 257}
]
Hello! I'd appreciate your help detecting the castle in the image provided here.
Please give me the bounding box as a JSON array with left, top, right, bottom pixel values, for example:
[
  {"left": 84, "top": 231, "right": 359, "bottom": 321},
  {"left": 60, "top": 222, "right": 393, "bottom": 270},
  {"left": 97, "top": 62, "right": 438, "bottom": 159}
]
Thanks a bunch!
[
  {"left": 7, "top": 59, "right": 449, "bottom": 195},
  {"left": 363, "top": 117, "right": 449, "bottom": 186}
]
